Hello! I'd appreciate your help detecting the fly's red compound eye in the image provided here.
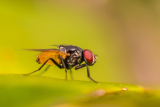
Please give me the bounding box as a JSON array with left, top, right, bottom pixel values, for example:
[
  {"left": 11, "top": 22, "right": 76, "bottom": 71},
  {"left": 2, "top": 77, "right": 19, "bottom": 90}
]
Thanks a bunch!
[{"left": 83, "top": 49, "right": 94, "bottom": 65}]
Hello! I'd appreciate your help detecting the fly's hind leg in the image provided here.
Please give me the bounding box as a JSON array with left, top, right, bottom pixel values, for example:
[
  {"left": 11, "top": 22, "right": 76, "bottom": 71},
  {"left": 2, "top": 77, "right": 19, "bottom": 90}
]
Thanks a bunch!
[
  {"left": 38, "top": 65, "right": 51, "bottom": 75},
  {"left": 23, "top": 58, "right": 63, "bottom": 76}
]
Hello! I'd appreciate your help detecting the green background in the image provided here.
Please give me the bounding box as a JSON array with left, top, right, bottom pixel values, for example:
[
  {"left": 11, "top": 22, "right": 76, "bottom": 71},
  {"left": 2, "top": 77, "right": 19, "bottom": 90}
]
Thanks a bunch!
[{"left": 1, "top": 0, "right": 160, "bottom": 107}]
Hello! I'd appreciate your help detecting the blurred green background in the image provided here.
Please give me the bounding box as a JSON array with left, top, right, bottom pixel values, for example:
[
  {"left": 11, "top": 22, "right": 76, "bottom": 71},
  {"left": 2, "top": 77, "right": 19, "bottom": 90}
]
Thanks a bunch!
[{"left": 0, "top": 0, "right": 160, "bottom": 87}]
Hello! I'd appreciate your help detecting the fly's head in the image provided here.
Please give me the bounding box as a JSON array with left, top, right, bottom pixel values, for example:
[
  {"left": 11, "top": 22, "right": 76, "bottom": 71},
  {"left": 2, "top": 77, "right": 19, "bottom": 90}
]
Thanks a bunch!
[{"left": 83, "top": 49, "right": 97, "bottom": 66}]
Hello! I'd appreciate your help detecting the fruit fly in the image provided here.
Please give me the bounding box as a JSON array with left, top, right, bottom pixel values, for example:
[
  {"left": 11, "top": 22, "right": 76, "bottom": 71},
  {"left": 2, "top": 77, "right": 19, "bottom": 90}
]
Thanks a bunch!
[{"left": 23, "top": 45, "right": 98, "bottom": 83}]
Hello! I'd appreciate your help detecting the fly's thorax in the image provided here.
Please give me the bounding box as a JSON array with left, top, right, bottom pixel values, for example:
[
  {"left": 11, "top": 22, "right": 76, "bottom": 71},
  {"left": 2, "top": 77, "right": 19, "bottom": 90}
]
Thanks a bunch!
[
  {"left": 64, "top": 50, "right": 83, "bottom": 69},
  {"left": 59, "top": 45, "right": 83, "bottom": 54}
]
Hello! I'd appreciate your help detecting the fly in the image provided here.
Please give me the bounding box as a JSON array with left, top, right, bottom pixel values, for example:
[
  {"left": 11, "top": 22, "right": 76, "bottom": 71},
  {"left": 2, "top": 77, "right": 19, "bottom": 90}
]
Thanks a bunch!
[{"left": 23, "top": 45, "right": 98, "bottom": 83}]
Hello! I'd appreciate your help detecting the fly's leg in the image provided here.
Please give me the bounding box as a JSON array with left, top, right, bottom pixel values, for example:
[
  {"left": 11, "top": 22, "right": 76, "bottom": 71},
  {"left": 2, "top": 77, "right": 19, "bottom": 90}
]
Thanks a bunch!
[
  {"left": 23, "top": 58, "right": 63, "bottom": 76},
  {"left": 38, "top": 65, "right": 51, "bottom": 75},
  {"left": 75, "top": 64, "right": 87, "bottom": 70},
  {"left": 60, "top": 56, "right": 68, "bottom": 80},
  {"left": 75, "top": 64, "right": 98, "bottom": 83},
  {"left": 70, "top": 69, "right": 74, "bottom": 80},
  {"left": 86, "top": 65, "right": 98, "bottom": 83}
]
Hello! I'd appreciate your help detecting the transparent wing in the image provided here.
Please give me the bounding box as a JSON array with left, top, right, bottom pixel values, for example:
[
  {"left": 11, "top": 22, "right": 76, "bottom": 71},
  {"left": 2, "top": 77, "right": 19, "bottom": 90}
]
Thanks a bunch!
[{"left": 23, "top": 49, "right": 59, "bottom": 52}]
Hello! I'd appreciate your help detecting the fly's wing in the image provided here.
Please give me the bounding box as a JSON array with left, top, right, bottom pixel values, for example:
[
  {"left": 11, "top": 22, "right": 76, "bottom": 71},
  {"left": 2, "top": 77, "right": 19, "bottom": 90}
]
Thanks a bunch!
[
  {"left": 24, "top": 49, "right": 70, "bottom": 57},
  {"left": 50, "top": 45, "right": 59, "bottom": 47},
  {"left": 24, "top": 49, "right": 59, "bottom": 52}
]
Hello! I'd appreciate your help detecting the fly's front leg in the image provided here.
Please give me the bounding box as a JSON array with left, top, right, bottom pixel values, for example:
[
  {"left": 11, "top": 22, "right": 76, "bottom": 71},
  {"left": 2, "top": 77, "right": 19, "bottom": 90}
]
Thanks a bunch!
[
  {"left": 75, "top": 64, "right": 87, "bottom": 70},
  {"left": 75, "top": 64, "right": 98, "bottom": 83},
  {"left": 86, "top": 65, "right": 98, "bottom": 83}
]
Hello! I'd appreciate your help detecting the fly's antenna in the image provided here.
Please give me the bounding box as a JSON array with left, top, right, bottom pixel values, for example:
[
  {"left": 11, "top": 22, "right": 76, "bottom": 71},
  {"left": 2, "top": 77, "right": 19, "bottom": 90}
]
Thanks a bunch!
[{"left": 94, "top": 54, "right": 98, "bottom": 60}]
